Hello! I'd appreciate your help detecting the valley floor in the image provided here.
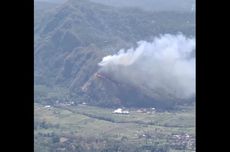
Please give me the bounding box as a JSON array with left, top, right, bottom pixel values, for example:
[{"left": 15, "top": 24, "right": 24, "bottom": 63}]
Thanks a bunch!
[{"left": 34, "top": 103, "right": 195, "bottom": 152}]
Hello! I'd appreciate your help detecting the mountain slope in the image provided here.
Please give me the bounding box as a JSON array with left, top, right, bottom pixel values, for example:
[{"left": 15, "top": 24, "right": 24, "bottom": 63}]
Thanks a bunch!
[
  {"left": 90, "top": 0, "right": 195, "bottom": 12},
  {"left": 35, "top": 0, "right": 195, "bottom": 109}
]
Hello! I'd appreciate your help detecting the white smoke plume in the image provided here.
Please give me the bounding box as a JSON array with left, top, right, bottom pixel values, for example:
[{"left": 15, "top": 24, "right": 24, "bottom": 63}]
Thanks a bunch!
[{"left": 98, "top": 34, "right": 195, "bottom": 101}]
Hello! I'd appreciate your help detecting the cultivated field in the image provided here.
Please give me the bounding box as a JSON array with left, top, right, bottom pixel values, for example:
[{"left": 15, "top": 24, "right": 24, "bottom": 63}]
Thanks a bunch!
[{"left": 34, "top": 103, "right": 195, "bottom": 152}]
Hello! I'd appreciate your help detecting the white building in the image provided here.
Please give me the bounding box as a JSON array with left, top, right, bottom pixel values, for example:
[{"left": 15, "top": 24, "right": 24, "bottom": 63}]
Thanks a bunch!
[{"left": 112, "top": 108, "right": 129, "bottom": 114}]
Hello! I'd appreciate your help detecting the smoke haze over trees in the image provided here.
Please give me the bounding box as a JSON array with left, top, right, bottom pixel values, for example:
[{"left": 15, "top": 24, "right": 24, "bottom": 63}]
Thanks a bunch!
[
  {"left": 34, "top": 0, "right": 195, "bottom": 109},
  {"left": 34, "top": 1, "right": 196, "bottom": 151},
  {"left": 99, "top": 34, "right": 195, "bottom": 101}
]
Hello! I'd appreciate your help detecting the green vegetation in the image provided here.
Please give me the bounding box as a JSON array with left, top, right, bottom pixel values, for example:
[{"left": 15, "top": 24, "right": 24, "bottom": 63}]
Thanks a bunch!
[
  {"left": 34, "top": 0, "right": 195, "bottom": 109},
  {"left": 34, "top": 1, "right": 195, "bottom": 151},
  {"left": 34, "top": 85, "right": 71, "bottom": 104},
  {"left": 34, "top": 103, "right": 195, "bottom": 152}
]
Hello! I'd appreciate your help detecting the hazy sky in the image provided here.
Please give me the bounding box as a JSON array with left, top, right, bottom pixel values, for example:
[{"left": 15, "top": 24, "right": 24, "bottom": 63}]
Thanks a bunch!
[{"left": 35, "top": 0, "right": 67, "bottom": 3}]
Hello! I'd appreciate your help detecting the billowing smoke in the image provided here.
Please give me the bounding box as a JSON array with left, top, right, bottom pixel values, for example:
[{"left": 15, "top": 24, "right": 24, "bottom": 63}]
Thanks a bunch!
[{"left": 98, "top": 34, "right": 195, "bottom": 101}]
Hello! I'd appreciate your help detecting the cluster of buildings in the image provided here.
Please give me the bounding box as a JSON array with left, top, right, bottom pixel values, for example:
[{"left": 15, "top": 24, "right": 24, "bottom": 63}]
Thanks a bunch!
[
  {"left": 112, "top": 107, "right": 157, "bottom": 115},
  {"left": 112, "top": 108, "right": 129, "bottom": 114},
  {"left": 43, "top": 100, "right": 76, "bottom": 109},
  {"left": 136, "top": 107, "right": 156, "bottom": 114}
]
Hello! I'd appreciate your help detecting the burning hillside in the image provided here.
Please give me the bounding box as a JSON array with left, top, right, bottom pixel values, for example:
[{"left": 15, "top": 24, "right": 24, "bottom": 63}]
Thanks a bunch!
[
  {"left": 98, "top": 34, "right": 195, "bottom": 100},
  {"left": 81, "top": 34, "right": 195, "bottom": 108}
]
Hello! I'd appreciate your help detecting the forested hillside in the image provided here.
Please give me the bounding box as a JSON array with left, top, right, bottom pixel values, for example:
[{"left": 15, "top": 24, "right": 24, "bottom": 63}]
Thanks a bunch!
[{"left": 34, "top": 0, "right": 195, "bottom": 109}]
